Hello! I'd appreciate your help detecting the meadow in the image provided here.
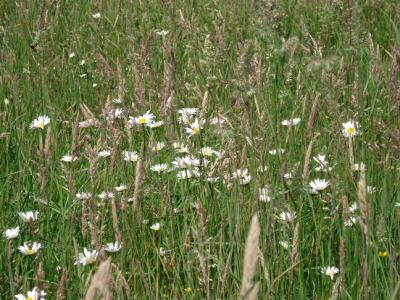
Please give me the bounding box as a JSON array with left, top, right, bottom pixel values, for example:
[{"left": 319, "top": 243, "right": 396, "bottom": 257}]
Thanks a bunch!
[{"left": 1, "top": 0, "right": 399, "bottom": 299}]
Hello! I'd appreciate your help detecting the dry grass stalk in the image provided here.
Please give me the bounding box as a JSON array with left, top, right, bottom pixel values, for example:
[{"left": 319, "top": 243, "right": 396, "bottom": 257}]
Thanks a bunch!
[
  {"left": 362, "top": 257, "right": 369, "bottom": 299},
  {"left": 305, "top": 93, "right": 320, "bottom": 140},
  {"left": 84, "top": 257, "right": 112, "bottom": 300},
  {"left": 192, "top": 248, "right": 210, "bottom": 298},
  {"left": 111, "top": 263, "right": 131, "bottom": 296},
  {"left": 133, "top": 64, "right": 144, "bottom": 105},
  {"left": 357, "top": 165, "right": 368, "bottom": 239},
  {"left": 257, "top": 248, "right": 270, "bottom": 286},
  {"left": 73, "top": 237, "right": 81, "bottom": 277},
  {"left": 56, "top": 266, "right": 68, "bottom": 300},
  {"left": 35, "top": 261, "right": 45, "bottom": 291},
  {"left": 240, "top": 215, "right": 260, "bottom": 300},
  {"left": 213, "top": 21, "right": 226, "bottom": 52},
  {"left": 388, "top": 47, "right": 399, "bottom": 103},
  {"left": 220, "top": 249, "right": 233, "bottom": 296},
  {"left": 347, "top": 136, "right": 355, "bottom": 170},
  {"left": 96, "top": 53, "right": 115, "bottom": 77},
  {"left": 246, "top": 282, "right": 260, "bottom": 300},
  {"left": 288, "top": 221, "right": 300, "bottom": 296},
  {"left": 199, "top": 90, "right": 209, "bottom": 122},
  {"left": 71, "top": 112, "right": 80, "bottom": 155},
  {"left": 80, "top": 104, "right": 95, "bottom": 120},
  {"left": 329, "top": 276, "right": 342, "bottom": 300},
  {"left": 84, "top": 143, "right": 99, "bottom": 188},
  {"left": 117, "top": 57, "right": 125, "bottom": 102},
  {"left": 132, "top": 142, "right": 144, "bottom": 213},
  {"left": 111, "top": 191, "right": 122, "bottom": 243},
  {"left": 302, "top": 132, "right": 321, "bottom": 185},
  {"left": 81, "top": 200, "right": 87, "bottom": 237},
  {"left": 142, "top": 29, "right": 154, "bottom": 61}
]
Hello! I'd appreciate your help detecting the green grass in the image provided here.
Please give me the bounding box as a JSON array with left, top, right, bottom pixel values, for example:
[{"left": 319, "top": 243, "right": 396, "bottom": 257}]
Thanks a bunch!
[{"left": 1, "top": 0, "right": 399, "bottom": 299}]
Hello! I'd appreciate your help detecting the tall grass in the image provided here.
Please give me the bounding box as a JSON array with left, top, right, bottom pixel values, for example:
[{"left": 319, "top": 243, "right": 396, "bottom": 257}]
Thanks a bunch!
[{"left": 1, "top": 0, "right": 399, "bottom": 299}]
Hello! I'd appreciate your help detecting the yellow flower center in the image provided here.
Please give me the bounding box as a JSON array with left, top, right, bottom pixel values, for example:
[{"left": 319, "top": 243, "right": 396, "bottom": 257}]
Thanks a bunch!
[
  {"left": 27, "top": 249, "right": 33, "bottom": 255},
  {"left": 326, "top": 271, "right": 334, "bottom": 277},
  {"left": 184, "top": 287, "right": 192, "bottom": 292},
  {"left": 204, "top": 151, "right": 211, "bottom": 156},
  {"left": 27, "top": 298, "right": 33, "bottom": 300},
  {"left": 156, "top": 146, "right": 161, "bottom": 150},
  {"left": 131, "top": 157, "right": 137, "bottom": 162},
  {"left": 137, "top": 117, "right": 146, "bottom": 123},
  {"left": 346, "top": 127, "right": 355, "bottom": 133},
  {"left": 156, "top": 167, "right": 162, "bottom": 172},
  {"left": 37, "top": 122, "right": 44, "bottom": 128},
  {"left": 192, "top": 126, "right": 199, "bottom": 133},
  {"left": 184, "top": 118, "right": 189, "bottom": 123}
]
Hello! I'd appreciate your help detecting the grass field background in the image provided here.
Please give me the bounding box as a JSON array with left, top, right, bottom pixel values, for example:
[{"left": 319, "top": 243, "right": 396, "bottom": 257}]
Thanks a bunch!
[{"left": 1, "top": 0, "right": 399, "bottom": 299}]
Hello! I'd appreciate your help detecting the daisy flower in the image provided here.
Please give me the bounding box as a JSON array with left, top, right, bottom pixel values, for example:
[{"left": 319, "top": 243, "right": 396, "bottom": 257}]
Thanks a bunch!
[
  {"left": 61, "top": 154, "right": 78, "bottom": 162},
  {"left": 146, "top": 120, "right": 164, "bottom": 128},
  {"left": 205, "top": 177, "right": 219, "bottom": 183},
  {"left": 15, "top": 287, "right": 46, "bottom": 300},
  {"left": 209, "top": 116, "right": 225, "bottom": 127},
  {"left": 313, "top": 155, "right": 332, "bottom": 172},
  {"left": 3, "top": 226, "right": 20, "bottom": 239},
  {"left": 185, "top": 118, "right": 204, "bottom": 137},
  {"left": 76, "top": 192, "right": 92, "bottom": 199},
  {"left": 269, "top": 149, "right": 285, "bottom": 155},
  {"left": 123, "top": 151, "right": 139, "bottom": 162},
  {"left": 284, "top": 172, "right": 293, "bottom": 179},
  {"left": 177, "top": 170, "right": 192, "bottom": 180},
  {"left": 76, "top": 248, "right": 98, "bottom": 265},
  {"left": 115, "top": 185, "right": 127, "bottom": 192},
  {"left": 191, "top": 168, "right": 202, "bottom": 178},
  {"left": 130, "top": 111, "right": 155, "bottom": 125},
  {"left": 344, "top": 216, "right": 357, "bottom": 226},
  {"left": 69, "top": 52, "right": 75, "bottom": 58},
  {"left": 98, "top": 191, "right": 114, "bottom": 200},
  {"left": 367, "top": 186, "right": 376, "bottom": 194},
  {"left": 232, "top": 168, "right": 249, "bottom": 179},
  {"left": 279, "top": 211, "right": 297, "bottom": 221},
  {"left": 199, "top": 146, "right": 219, "bottom": 157},
  {"left": 156, "top": 30, "right": 169, "bottom": 36},
  {"left": 79, "top": 60, "right": 85, "bottom": 65},
  {"left": 239, "top": 175, "right": 252, "bottom": 185},
  {"left": 18, "top": 211, "right": 39, "bottom": 222},
  {"left": 79, "top": 118, "right": 100, "bottom": 128},
  {"left": 92, "top": 13, "right": 101, "bottom": 18},
  {"left": 342, "top": 120, "right": 361, "bottom": 137},
  {"left": 353, "top": 163, "right": 366, "bottom": 171},
  {"left": 172, "top": 156, "right": 193, "bottom": 169},
  {"left": 29, "top": 116, "right": 50, "bottom": 129},
  {"left": 259, "top": 188, "right": 271, "bottom": 202},
  {"left": 309, "top": 179, "right": 329, "bottom": 191},
  {"left": 18, "top": 242, "right": 42, "bottom": 255},
  {"left": 348, "top": 202, "right": 358, "bottom": 213},
  {"left": 150, "top": 223, "right": 161, "bottom": 231},
  {"left": 180, "top": 115, "right": 193, "bottom": 125},
  {"left": 98, "top": 150, "right": 111, "bottom": 157},
  {"left": 107, "top": 108, "right": 124, "bottom": 120},
  {"left": 279, "top": 241, "right": 290, "bottom": 249},
  {"left": 159, "top": 247, "right": 169, "bottom": 256},
  {"left": 321, "top": 266, "right": 339, "bottom": 280},
  {"left": 281, "top": 118, "right": 301, "bottom": 126},
  {"left": 153, "top": 142, "right": 165, "bottom": 151},
  {"left": 178, "top": 108, "right": 199, "bottom": 116},
  {"left": 103, "top": 241, "right": 122, "bottom": 253},
  {"left": 150, "top": 164, "right": 169, "bottom": 173}
]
